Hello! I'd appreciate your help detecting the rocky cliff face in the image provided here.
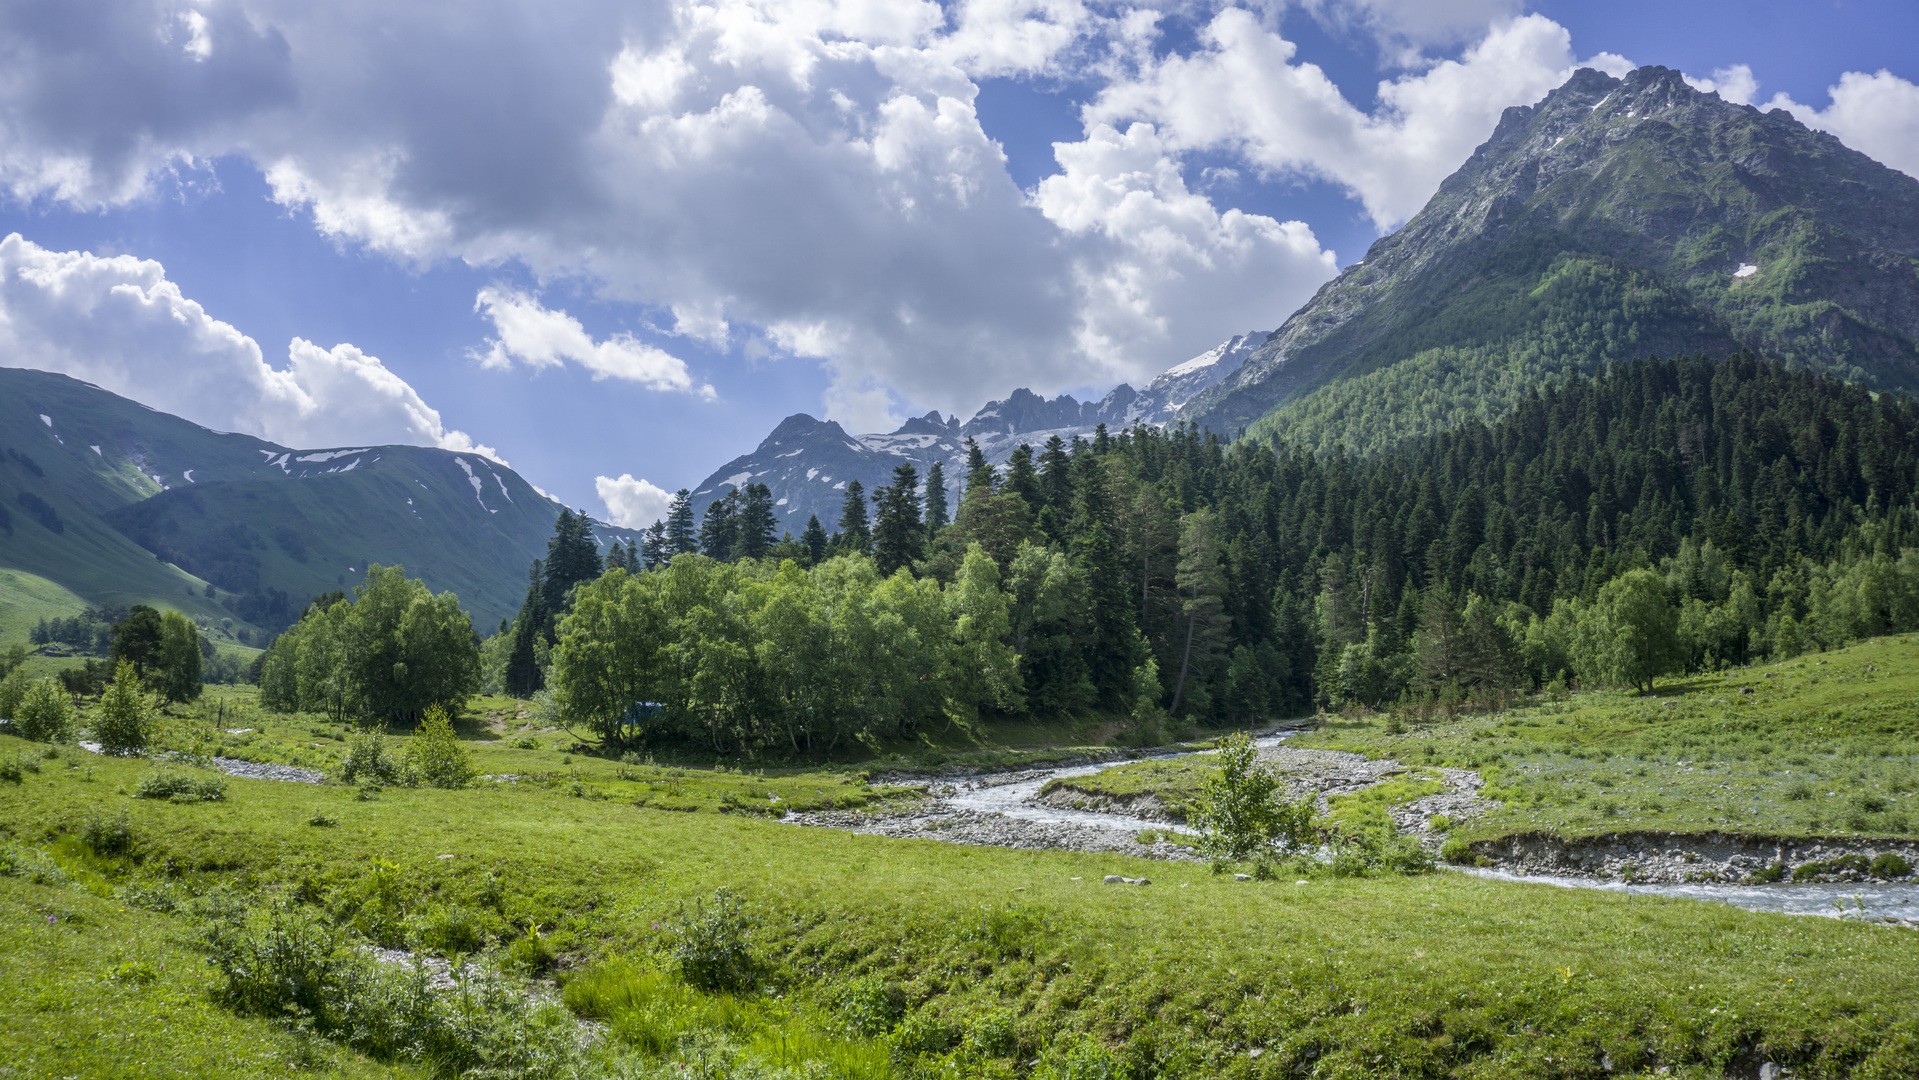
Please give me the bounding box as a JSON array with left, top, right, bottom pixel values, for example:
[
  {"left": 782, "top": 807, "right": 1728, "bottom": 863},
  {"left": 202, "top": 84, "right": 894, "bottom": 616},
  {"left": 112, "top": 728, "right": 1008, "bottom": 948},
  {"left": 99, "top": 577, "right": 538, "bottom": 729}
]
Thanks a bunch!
[{"left": 1179, "top": 65, "right": 1919, "bottom": 442}]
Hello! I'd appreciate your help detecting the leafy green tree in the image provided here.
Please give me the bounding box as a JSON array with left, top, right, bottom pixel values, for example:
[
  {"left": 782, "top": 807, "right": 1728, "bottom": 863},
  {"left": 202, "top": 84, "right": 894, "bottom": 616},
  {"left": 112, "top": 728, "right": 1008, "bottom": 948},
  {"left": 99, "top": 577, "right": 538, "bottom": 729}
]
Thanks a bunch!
[
  {"left": 109, "top": 605, "right": 165, "bottom": 677},
  {"left": 13, "top": 678, "right": 76, "bottom": 743},
  {"left": 1193, "top": 733, "right": 1314, "bottom": 865},
  {"left": 1005, "top": 542, "right": 1095, "bottom": 716},
  {"left": 1578, "top": 568, "right": 1680, "bottom": 694},
  {"left": 947, "top": 544, "right": 1022, "bottom": 717},
  {"left": 93, "top": 661, "right": 152, "bottom": 755},
  {"left": 154, "top": 610, "right": 203, "bottom": 704},
  {"left": 261, "top": 566, "right": 479, "bottom": 724},
  {"left": 406, "top": 704, "right": 474, "bottom": 788}
]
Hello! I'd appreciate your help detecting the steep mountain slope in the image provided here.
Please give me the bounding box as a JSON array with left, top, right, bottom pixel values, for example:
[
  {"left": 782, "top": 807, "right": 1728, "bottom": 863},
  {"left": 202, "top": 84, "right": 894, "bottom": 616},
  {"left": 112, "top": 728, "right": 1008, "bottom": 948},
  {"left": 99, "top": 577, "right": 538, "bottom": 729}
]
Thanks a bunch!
[
  {"left": 1179, "top": 65, "right": 1919, "bottom": 450},
  {"left": 0, "top": 367, "right": 636, "bottom": 635},
  {"left": 688, "top": 334, "right": 1264, "bottom": 529}
]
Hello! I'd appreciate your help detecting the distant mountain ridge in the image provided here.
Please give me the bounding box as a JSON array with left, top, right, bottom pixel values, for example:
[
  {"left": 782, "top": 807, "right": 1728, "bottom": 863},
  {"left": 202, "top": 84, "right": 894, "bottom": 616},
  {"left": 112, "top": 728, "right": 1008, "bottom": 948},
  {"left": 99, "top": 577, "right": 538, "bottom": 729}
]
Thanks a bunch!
[
  {"left": 1177, "top": 65, "right": 1919, "bottom": 447},
  {"left": 688, "top": 333, "right": 1266, "bottom": 528},
  {"left": 0, "top": 367, "right": 637, "bottom": 636}
]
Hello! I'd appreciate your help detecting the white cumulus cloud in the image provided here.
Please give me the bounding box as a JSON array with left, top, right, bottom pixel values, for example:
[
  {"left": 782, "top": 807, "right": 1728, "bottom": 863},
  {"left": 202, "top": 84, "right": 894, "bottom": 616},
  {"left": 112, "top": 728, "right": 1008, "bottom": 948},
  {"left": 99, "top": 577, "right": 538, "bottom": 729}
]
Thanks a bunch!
[
  {"left": 1767, "top": 69, "right": 1919, "bottom": 180},
  {"left": 1083, "top": 11, "right": 1630, "bottom": 229},
  {"left": 472, "top": 286, "right": 715, "bottom": 397},
  {"left": 594, "top": 473, "right": 672, "bottom": 529},
  {"left": 0, "top": 233, "right": 498, "bottom": 459}
]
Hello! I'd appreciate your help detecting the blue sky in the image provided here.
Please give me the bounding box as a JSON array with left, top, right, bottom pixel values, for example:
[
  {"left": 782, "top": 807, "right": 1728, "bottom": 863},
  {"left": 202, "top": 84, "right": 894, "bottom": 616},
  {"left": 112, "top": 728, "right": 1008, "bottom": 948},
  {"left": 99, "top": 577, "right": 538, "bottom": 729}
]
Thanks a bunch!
[{"left": 1, "top": 0, "right": 1915, "bottom": 527}]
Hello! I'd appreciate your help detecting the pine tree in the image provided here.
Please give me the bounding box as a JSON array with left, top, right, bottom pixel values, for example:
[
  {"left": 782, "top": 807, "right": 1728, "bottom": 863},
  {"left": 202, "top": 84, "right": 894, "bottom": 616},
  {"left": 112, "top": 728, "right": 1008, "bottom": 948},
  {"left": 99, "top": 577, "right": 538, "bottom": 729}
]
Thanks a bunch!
[
  {"left": 963, "top": 438, "right": 993, "bottom": 498},
  {"left": 642, "top": 521, "right": 670, "bottom": 568},
  {"left": 737, "top": 483, "right": 778, "bottom": 560},
  {"left": 665, "top": 489, "right": 698, "bottom": 555},
  {"left": 700, "top": 490, "right": 739, "bottom": 559},
  {"left": 540, "top": 509, "right": 603, "bottom": 617},
  {"left": 872, "top": 463, "right": 924, "bottom": 576},
  {"left": 924, "top": 461, "right": 950, "bottom": 533},
  {"left": 504, "top": 560, "right": 546, "bottom": 697},
  {"left": 800, "top": 515, "right": 829, "bottom": 566},
  {"left": 1004, "top": 445, "right": 1041, "bottom": 511},
  {"left": 837, "top": 480, "right": 871, "bottom": 555}
]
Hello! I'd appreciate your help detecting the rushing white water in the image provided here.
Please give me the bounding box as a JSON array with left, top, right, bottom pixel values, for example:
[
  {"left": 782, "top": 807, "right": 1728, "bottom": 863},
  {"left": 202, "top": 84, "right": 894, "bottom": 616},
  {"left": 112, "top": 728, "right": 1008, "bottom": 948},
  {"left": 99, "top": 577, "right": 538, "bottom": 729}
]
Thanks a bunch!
[
  {"left": 927, "top": 732, "right": 1919, "bottom": 925},
  {"left": 1464, "top": 867, "right": 1919, "bottom": 924},
  {"left": 942, "top": 732, "right": 1300, "bottom": 836}
]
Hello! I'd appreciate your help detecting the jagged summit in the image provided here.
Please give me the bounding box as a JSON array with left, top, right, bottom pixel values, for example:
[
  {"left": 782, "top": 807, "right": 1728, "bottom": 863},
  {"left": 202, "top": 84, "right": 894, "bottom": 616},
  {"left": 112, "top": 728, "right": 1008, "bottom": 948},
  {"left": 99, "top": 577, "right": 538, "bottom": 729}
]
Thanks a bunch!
[{"left": 1178, "top": 64, "right": 1919, "bottom": 446}]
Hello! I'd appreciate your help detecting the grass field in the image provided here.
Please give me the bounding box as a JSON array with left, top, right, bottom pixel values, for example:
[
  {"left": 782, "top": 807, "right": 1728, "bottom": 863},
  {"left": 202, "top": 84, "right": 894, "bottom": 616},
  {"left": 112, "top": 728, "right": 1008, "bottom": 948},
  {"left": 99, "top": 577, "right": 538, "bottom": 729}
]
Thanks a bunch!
[
  {"left": 0, "top": 566, "right": 89, "bottom": 646},
  {"left": 1303, "top": 634, "right": 1919, "bottom": 843},
  {"left": 4, "top": 662, "right": 1919, "bottom": 1077}
]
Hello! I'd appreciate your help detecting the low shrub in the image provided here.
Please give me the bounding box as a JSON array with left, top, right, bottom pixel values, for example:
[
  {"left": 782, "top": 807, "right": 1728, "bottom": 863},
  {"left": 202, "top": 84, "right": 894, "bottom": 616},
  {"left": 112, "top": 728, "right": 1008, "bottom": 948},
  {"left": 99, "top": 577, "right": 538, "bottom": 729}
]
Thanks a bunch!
[
  {"left": 670, "top": 887, "right": 758, "bottom": 993},
  {"left": 339, "top": 730, "right": 405, "bottom": 785},
  {"left": 1870, "top": 853, "right": 1912, "bottom": 879},
  {"left": 80, "top": 809, "right": 135, "bottom": 857},
  {"left": 207, "top": 902, "right": 582, "bottom": 1077},
  {"left": 836, "top": 974, "right": 906, "bottom": 1037},
  {"left": 406, "top": 705, "right": 473, "bottom": 790},
  {"left": 134, "top": 769, "right": 228, "bottom": 802}
]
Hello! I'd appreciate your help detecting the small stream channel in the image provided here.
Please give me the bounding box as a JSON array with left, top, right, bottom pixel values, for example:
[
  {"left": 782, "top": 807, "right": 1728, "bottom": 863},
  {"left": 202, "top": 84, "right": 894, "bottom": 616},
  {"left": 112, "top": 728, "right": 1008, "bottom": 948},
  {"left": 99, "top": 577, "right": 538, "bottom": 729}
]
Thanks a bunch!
[{"left": 848, "top": 733, "right": 1919, "bottom": 927}]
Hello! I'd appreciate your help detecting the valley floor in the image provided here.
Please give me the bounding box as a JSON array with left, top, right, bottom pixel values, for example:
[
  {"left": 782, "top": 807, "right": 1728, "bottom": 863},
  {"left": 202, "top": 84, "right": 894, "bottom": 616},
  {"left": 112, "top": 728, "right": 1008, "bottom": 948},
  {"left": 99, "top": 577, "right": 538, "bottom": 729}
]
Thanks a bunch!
[{"left": 5, "top": 639, "right": 1919, "bottom": 1077}]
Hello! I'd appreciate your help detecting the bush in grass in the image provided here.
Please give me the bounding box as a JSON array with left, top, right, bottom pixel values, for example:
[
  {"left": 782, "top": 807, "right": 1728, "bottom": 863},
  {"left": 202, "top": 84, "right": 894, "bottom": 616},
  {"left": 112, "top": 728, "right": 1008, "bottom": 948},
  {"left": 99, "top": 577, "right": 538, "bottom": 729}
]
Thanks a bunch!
[
  {"left": 134, "top": 768, "right": 228, "bottom": 802},
  {"left": 208, "top": 902, "right": 582, "bottom": 1076},
  {"left": 12, "top": 678, "right": 76, "bottom": 743},
  {"left": 405, "top": 704, "right": 473, "bottom": 789},
  {"left": 339, "top": 729, "right": 404, "bottom": 785},
  {"left": 94, "top": 662, "right": 154, "bottom": 756},
  {"left": 1035, "top": 1035, "right": 1122, "bottom": 1080},
  {"left": 670, "top": 888, "right": 757, "bottom": 993},
  {"left": 80, "top": 808, "right": 135, "bottom": 856},
  {"left": 836, "top": 974, "right": 906, "bottom": 1037},
  {"left": 409, "top": 902, "right": 490, "bottom": 957}
]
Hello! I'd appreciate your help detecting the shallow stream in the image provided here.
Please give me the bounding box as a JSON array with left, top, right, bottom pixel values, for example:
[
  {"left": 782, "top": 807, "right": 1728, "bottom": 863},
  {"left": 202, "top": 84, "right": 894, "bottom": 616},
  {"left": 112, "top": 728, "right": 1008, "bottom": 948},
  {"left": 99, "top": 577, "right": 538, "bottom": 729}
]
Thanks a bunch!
[{"left": 908, "top": 733, "right": 1919, "bottom": 926}]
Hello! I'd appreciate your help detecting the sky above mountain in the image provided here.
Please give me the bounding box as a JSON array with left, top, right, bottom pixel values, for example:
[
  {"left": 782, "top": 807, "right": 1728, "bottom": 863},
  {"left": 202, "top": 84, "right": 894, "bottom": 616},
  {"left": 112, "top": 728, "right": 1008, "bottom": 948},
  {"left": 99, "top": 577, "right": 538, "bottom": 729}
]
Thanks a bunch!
[{"left": 1, "top": 0, "right": 1915, "bottom": 528}]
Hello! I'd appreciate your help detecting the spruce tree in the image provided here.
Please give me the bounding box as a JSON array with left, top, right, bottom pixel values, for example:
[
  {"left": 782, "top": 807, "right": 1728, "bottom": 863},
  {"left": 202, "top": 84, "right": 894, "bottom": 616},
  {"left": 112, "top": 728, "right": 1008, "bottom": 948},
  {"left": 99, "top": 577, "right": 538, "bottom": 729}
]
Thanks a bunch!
[
  {"left": 837, "top": 480, "right": 871, "bottom": 555},
  {"left": 924, "top": 461, "right": 950, "bottom": 533},
  {"left": 540, "top": 509, "right": 603, "bottom": 617},
  {"left": 963, "top": 438, "right": 994, "bottom": 498},
  {"left": 504, "top": 560, "right": 546, "bottom": 697},
  {"left": 1004, "top": 445, "right": 1041, "bottom": 511},
  {"left": 700, "top": 490, "right": 740, "bottom": 559},
  {"left": 800, "top": 514, "right": 829, "bottom": 566},
  {"left": 737, "top": 483, "right": 778, "bottom": 560},
  {"left": 1037, "top": 435, "right": 1074, "bottom": 541},
  {"left": 872, "top": 463, "right": 924, "bottom": 576},
  {"left": 664, "top": 489, "right": 698, "bottom": 555},
  {"left": 642, "top": 521, "right": 670, "bottom": 568}
]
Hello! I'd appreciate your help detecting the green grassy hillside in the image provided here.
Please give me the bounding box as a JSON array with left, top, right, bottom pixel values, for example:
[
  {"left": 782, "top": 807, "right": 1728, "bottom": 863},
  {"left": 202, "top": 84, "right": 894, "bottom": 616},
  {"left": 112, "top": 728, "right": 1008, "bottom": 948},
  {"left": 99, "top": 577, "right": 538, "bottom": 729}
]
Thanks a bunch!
[{"left": 0, "top": 368, "right": 640, "bottom": 636}]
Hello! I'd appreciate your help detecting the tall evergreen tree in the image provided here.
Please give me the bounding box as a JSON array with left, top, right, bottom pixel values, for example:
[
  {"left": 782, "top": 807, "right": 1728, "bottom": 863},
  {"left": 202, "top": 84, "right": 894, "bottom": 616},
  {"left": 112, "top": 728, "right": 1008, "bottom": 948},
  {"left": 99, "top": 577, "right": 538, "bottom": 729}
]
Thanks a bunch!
[
  {"left": 664, "top": 489, "right": 699, "bottom": 556},
  {"left": 737, "top": 483, "right": 779, "bottom": 560},
  {"left": 800, "top": 515, "right": 829, "bottom": 566},
  {"left": 540, "top": 509, "right": 604, "bottom": 618},
  {"left": 1038, "top": 435, "right": 1075, "bottom": 541},
  {"left": 700, "top": 490, "right": 741, "bottom": 559},
  {"left": 837, "top": 479, "right": 871, "bottom": 555},
  {"left": 504, "top": 559, "right": 546, "bottom": 696},
  {"left": 872, "top": 463, "right": 924, "bottom": 576},
  {"left": 642, "top": 521, "right": 670, "bottom": 568},
  {"left": 1004, "top": 445, "right": 1041, "bottom": 511},
  {"left": 924, "top": 461, "right": 950, "bottom": 533},
  {"left": 963, "top": 438, "right": 994, "bottom": 498}
]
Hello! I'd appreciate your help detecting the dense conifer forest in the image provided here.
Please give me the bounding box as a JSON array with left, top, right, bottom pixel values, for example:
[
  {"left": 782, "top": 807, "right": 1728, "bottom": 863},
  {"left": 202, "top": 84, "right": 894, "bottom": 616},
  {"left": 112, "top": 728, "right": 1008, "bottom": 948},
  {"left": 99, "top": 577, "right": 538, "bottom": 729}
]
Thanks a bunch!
[{"left": 281, "top": 355, "right": 1918, "bottom": 755}]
